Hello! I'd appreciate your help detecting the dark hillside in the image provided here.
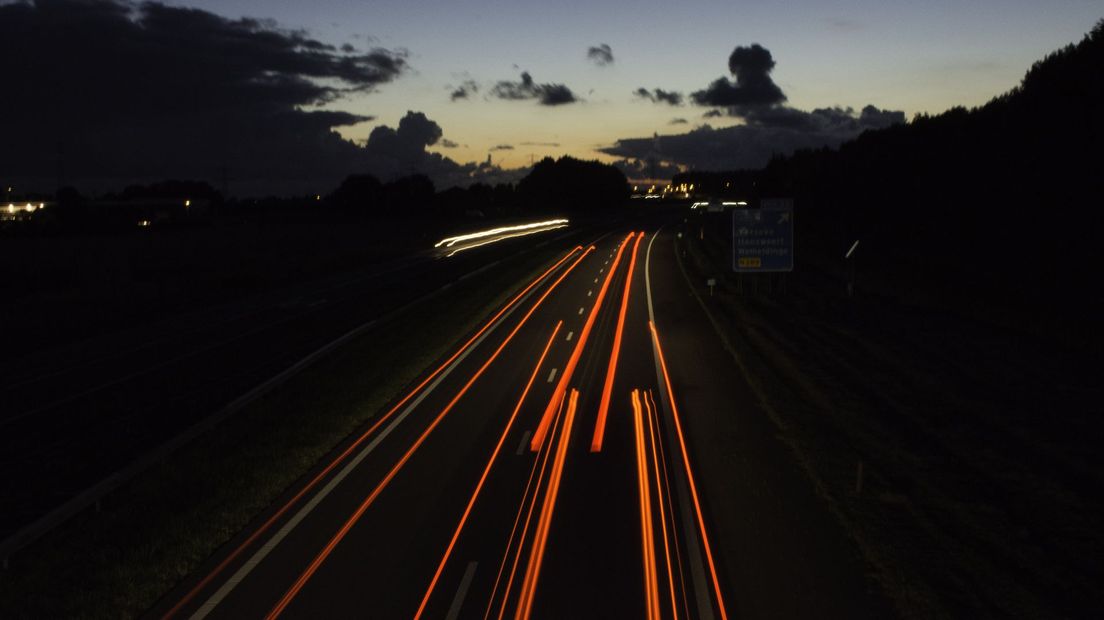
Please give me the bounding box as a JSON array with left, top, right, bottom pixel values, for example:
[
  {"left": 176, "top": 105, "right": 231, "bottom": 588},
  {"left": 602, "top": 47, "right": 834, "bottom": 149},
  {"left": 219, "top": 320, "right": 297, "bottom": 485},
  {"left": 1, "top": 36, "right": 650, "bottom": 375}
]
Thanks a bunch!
[{"left": 760, "top": 20, "right": 1104, "bottom": 345}]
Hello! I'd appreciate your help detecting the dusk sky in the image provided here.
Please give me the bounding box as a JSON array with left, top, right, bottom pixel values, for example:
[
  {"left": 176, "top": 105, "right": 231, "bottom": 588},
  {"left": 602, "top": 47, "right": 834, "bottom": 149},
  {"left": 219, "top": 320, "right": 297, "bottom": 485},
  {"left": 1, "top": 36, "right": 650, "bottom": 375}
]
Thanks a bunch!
[
  {"left": 170, "top": 0, "right": 1100, "bottom": 167},
  {"left": 2, "top": 0, "right": 1100, "bottom": 194}
]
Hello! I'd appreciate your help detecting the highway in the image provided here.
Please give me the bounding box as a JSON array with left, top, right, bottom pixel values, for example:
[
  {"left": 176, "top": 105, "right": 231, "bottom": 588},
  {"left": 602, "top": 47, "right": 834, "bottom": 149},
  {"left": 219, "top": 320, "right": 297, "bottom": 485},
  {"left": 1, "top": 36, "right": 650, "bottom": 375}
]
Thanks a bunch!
[
  {"left": 151, "top": 226, "right": 888, "bottom": 619},
  {"left": 0, "top": 223, "right": 589, "bottom": 543}
]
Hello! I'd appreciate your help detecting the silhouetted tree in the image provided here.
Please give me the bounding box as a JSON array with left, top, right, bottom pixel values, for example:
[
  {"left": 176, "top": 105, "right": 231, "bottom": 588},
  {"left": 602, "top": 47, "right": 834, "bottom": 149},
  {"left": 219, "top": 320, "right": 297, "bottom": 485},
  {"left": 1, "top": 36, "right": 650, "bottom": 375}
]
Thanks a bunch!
[
  {"left": 517, "top": 156, "right": 628, "bottom": 211},
  {"left": 382, "top": 174, "right": 435, "bottom": 214},
  {"left": 329, "top": 174, "right": 383, "bottom": 212},
  {"left": 752, "top": 18, "right": 1104, "bottom": 325}
]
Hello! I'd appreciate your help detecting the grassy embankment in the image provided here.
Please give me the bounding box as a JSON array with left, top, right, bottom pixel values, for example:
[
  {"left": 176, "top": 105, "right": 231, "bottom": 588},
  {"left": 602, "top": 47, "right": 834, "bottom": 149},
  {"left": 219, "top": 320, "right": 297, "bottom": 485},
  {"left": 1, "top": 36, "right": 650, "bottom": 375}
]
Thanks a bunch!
[
  {"left": 674, "top": 214, "right": 1102, "bottom": 619},
  {"left": 0, "top": 240, "right": 567, "bottom": 619},
  {"left": 0, "top": 214, "right": 448, "bottom": 361}
]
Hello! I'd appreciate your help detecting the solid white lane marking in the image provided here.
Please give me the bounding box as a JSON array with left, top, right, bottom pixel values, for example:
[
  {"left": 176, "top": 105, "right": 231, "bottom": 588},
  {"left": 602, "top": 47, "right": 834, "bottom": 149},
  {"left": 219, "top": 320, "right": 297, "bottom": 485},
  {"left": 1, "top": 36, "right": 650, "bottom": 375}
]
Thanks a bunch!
[
  {"left": 517, "top": 430, "right": 533, "bottom": 455},
  {"left": 645, "top": 231, "right": 659, "bottom": 323},
  {"left": 578, "top": 307, "right": 585, "bottom": 315},
  {"left": 444, "top": 562, "right": 478, "bottom": 620},
  {"left": 547, "top": 368, "right": 558, "bottom": 383},
  {"left": 643, "top": 227, "right": 715, "bottom": 620},
  {"left": 565, "top": 331, "right": 574, "bottom": 341},
  {"left": 189, "top": 263, "right": 548, "bottom": 619}
]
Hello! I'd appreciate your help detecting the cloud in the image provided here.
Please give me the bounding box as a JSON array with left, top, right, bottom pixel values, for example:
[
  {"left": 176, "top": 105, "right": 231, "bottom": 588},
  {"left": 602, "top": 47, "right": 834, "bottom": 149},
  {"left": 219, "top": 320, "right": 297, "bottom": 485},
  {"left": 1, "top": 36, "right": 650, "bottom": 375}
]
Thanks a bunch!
[
  {"left": 450, "top": 79, "right": 479, "bottom": 101},
  {"left": 587, "top": 43, "right": 614, "bottom": 66},
  {"left": 825, "top": 17, "right": 863, "bottom": 31},
  {"left": 601, "top": 105, "right": 905, "bottom": 171},
  {"left": 490, "top": 144, "right": 514, "bottom": 151},
  {"left": 439, "top": 139, "right": 460, "bottom": 148},
  {"left": 0, "top": 0, "right": 420, "bottom": 195},
  {"left": 491, "top": 71, "right": 579, "bottom": 105},
  {"left": 610, "top": 158, "right": 686, "bottom": 182},
  {"left": 520, "top": 141, "right": 561, "bottom": 147},
  {"left": 649, "top": 42, "right": 905, "bottom": 171},
  {"left": 669, "top": 118, "right": 689, "bottom": 125},
  {"left": 633, "top": 88, "right": 684, "bottom": 106},
  {"left": 362, "top": 112, "right": 527, "bottom": 188},
  {"left": 690, "top": 44, "right": 786, "bottom": 107}
]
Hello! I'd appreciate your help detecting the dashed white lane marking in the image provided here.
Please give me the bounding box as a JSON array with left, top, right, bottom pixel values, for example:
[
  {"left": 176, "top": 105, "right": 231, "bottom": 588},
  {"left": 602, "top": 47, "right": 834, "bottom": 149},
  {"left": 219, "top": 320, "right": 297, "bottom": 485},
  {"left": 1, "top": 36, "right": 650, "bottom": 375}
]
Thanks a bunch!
[
  {"left": 594, "top": 278, "right": 599, "bottom": 283},
  {"left": 547, "top": 367, "right": 559, "bottom": 382},
  {"left": 444, "top": 561, "right": 478, "bottom": 620},
  {"left": 517, "top": 430, "right": 533, "bottom": 455},
  {"left": 188, "top": 265, "right": 537, "bottom": 618},
  {"left": 587, "top": 290, "right": 592, "bottom": 297},
  {"left": 565, "top": 331, "right": 574, "bottom": 341},
  {"left": 578, "top": 307, "right": 585, "bottom": 315}
]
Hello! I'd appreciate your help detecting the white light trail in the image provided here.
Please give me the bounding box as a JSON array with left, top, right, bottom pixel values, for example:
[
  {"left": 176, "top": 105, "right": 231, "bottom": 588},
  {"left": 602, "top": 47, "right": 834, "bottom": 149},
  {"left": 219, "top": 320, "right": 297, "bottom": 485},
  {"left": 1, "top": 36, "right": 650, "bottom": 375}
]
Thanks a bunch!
[
  {"left": 434, "top": 219, "right": 569, "bottom": 249},
  {"left": 443, "top": 224, "right": 568, "bottom": 257}
]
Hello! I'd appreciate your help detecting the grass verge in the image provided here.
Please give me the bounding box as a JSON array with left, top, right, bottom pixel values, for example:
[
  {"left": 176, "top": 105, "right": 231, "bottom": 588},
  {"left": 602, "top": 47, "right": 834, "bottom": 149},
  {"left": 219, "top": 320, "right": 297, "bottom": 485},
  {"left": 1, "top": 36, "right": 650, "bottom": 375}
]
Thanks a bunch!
[
  {"left": 0, "top": 244, "right": 564, "bottom": 619},
  {"left": 674, "top": 225, "right": 1103, "bottom": 619}
]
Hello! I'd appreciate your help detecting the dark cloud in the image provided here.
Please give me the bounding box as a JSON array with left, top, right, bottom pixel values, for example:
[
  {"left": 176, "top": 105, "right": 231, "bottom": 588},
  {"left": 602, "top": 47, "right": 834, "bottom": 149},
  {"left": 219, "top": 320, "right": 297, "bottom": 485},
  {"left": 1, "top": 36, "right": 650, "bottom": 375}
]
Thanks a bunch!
[
  {"left": 669, "top": 118, "right": 689, "bottom": 125},
  {"left": 450, "top": 79, "right": 479, "bottom": 101},
  {"left": 633, "top": 88, "right": 684, "bottom": 106},
  {"left": 666, "top": 42, "right": 905, "bottom": 170},
  {"left": 362, "top": 112, "right": 524, "bottom": 189},
  {"left": 601, "top": 105, "right": 905, "bottom": 171},
  {"left": 858, "top": 104, "right": 907, "bottom": 128},
  {"left": 439, "top": 139, "right": 460, "bottom": 148},
  {"left": 491, "top": 72, "right": 579, "bottom": 105},
  {"left": 490, "top": 144, "right": 515, "bottom": 151},
  {"left": 690, "top": 44, "right": 786, "bottom": 107},
  {"left": 0, "top": 0, "right": 419, "bottom": 195},
  {"left": 587, "top": 43, "right": 614, "bottom": 66},
  {"left": 520, "top": 141, "right": 561, "bottom": 147},
  {"left": 610, "top": 158, "right": 686, "bottom": 182}
]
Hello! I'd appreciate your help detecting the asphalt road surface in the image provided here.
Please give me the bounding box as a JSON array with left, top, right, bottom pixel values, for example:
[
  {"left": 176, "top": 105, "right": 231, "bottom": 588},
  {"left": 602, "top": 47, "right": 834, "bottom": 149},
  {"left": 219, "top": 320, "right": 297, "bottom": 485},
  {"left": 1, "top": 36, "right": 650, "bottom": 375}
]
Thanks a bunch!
[
  {"left": 0, "top": 223, "right": 589, "bottom": 541},
  {"left": 151, "top": 227, "right": 889, "bottom": 619}
]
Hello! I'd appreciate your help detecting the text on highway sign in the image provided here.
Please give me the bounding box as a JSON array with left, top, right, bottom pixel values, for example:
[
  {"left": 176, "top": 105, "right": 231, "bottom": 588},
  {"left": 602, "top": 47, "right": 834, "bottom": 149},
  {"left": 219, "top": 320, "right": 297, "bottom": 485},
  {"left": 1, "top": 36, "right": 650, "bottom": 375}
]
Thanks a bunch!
[{"left": 732, "top": 204, "right": 794, "bottom": 272}]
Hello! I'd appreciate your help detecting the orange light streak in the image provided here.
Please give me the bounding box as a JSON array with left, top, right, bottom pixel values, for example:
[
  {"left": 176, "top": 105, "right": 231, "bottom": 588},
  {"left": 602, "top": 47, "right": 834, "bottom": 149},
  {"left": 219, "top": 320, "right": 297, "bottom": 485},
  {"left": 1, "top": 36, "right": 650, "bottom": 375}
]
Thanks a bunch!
[
  {"left": 515, "top": 389, "right": 579, "bottom": 620},
  {"left": 415, "top": 321, "right": 562, "bottom": 619},
  {"left": 162, "top": 246, "right": 580, "bottom": 619},
  {"left": 265, "top": 250, "right": 592, "bottom": 620},
  {"left": 591, "top": 231, "right": 644, "bottom": 452},
  {"left": 632, "top": 390, "right": 661, "bottom": 620},
  {"left": 530, "top": 234, "right": 634, "bottom": 452},
  {"left": 649, "top": 321, "right": 729, "bottom": 620},
  {"left": 489, "top": 391, "right": 567, "bottom": 620},
  {"left": 647, "top": 388, "right": 690, "bottom": 616},
  {"left": 644, "top": 388, "right": 680, "bottom": 620}
]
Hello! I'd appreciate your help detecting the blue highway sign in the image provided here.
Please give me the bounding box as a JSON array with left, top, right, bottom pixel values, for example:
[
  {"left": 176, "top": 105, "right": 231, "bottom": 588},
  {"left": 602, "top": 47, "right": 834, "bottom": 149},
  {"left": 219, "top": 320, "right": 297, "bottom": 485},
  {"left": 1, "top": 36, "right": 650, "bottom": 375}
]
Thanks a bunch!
[{"left": 732, "top": 205, "right": 793, "bottom": 272}]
